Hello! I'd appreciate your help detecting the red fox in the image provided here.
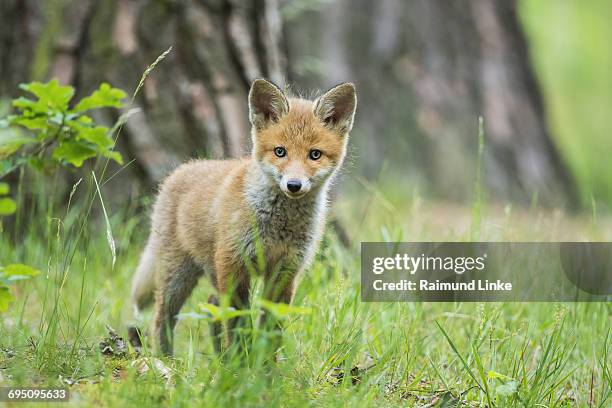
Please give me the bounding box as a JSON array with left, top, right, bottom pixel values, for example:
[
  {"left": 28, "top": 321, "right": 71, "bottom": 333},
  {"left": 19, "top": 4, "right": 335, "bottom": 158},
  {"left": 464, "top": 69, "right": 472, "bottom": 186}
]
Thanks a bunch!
[{"left": 130, "top": 78, "right": 357, "bottom": 355}]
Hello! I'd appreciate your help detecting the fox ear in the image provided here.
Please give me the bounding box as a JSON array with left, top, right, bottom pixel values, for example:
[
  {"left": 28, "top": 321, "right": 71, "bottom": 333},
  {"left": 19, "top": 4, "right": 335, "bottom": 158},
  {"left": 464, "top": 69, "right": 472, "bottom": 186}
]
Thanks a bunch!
[
  {"left": 248, "top": 78, "right": 289, "bottom": 130},
  {"left": 314, "top": 82, "right": 357, "bottom": 134}
]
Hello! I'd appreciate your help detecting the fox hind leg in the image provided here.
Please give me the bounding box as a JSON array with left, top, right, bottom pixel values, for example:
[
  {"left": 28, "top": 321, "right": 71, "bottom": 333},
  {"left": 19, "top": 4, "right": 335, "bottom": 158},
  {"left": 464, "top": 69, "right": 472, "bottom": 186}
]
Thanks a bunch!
[
  {"left": 207, "top": 294, "right": 223, "bottom": 354},
  {"left": 154, "top": 256, "right": 204, "bottom": 356}
]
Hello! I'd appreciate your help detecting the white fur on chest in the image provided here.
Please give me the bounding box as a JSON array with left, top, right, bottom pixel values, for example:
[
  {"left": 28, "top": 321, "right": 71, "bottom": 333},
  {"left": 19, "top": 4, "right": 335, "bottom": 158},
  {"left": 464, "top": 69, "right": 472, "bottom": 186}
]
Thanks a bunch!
[{"left": 244, "top": 171, "right": 328, "bottom": 269}]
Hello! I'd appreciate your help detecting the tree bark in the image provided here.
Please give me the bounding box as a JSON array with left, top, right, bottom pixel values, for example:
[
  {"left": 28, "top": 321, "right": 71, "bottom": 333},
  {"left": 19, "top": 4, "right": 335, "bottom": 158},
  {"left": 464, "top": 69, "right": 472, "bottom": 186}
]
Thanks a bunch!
[
  {"left": 0, "top": 0, "right": 288, "bottom": 190},
  {"left": 288, "top": 0, "right": 577, "bottom": 207},
  {"left": 0, "top": 0, "right": 577, "bottom": 207}
]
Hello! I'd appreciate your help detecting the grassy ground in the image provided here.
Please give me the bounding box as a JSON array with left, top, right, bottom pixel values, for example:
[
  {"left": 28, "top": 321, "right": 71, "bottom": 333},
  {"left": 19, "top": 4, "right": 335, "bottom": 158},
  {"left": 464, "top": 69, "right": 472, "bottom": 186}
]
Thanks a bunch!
[
  {"left": 0, "top": 176, "right": 610, "bottom": 407},
  {"left": 1, "top": 3, "right": 611, "bottom": 406}
]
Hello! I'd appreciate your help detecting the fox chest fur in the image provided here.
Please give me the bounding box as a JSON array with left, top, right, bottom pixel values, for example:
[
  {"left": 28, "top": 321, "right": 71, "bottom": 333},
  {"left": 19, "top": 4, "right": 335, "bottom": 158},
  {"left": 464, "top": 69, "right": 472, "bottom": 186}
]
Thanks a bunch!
[{"left": 239, "top": 175, "right": 327, "bottom": 273}]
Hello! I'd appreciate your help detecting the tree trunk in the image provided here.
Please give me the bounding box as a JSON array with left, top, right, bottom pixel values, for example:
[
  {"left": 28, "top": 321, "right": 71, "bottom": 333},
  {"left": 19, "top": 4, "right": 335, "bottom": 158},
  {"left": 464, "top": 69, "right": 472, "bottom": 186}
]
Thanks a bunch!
[
  {"left": 1, "top": 0, "right": 577, "bottom": 207},
  {"left": 288, "top": 0, "right": 577, "bottom": 207},
  {"left": 1, "top": 0, "right": 287, "bottom": 189}
]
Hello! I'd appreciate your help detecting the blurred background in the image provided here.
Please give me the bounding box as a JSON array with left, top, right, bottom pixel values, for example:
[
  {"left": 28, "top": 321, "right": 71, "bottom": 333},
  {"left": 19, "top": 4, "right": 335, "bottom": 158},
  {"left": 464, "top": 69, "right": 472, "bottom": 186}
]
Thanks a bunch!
[{"left": 1, "top": 0, "right": 611, "bottom": 213}]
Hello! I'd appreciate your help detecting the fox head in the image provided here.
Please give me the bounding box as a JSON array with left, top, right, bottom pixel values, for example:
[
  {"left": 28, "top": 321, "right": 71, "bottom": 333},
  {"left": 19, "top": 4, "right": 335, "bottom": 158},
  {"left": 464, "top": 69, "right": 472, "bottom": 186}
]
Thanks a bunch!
[{"left": 248, "top": 79, "right": 357, "bottom": 199}]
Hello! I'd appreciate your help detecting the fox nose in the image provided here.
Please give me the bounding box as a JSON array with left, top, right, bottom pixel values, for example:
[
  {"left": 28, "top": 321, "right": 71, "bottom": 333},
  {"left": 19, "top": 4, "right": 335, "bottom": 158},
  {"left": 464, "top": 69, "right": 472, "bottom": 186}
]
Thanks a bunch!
[{"left": 286, "top": 179, "right": 302, "bottom": 193}]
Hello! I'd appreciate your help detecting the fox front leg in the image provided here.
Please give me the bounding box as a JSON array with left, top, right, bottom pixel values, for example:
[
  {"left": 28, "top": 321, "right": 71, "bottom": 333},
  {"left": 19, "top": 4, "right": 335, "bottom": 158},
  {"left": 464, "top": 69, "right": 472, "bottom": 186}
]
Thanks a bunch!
[
  {"left": 260, "top": 272, "right": 296, "bottom": 357},
  {"left": 214, "top": 247, "right": 252, "bottom": 355}
]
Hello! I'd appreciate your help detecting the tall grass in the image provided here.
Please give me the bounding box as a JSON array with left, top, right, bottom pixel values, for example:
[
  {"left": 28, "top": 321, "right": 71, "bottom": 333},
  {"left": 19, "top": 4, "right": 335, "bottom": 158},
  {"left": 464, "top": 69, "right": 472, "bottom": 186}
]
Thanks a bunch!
[
  {"left": 1, "top": 50, "right": 611, "bottom": 408},
  {"left": 3, "top": 166, "right": 611, "bottom": 406},
  {"left": 1, "top": 47, "right": 173, "bottom": 383},
  {"left": 470, "top": 116, "right": 485, "bottom": 242}
]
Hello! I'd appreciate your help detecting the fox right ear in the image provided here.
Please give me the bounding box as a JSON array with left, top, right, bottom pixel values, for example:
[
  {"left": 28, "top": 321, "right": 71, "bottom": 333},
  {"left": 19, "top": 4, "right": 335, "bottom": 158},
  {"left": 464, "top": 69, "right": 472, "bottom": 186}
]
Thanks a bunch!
[
  {"left": 248, "top": 78, "right": 289, "bottom": 131},
  {"left": 314, "top": 82, "right": 357, "bottom": 135}
]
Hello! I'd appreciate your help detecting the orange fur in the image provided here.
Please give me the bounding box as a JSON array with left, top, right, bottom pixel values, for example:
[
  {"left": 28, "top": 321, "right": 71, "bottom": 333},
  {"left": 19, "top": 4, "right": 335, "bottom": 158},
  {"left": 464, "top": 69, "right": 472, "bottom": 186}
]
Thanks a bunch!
[{"left": 130, "top": 79, "right": 357, "bottom": 355}]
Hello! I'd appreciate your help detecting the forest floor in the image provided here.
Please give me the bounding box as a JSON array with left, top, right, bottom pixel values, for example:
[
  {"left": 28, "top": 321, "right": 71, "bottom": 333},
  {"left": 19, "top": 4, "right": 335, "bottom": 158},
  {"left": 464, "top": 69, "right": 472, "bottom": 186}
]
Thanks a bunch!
[{"left": 0, "top": 189, "right": 610, "bottom": 407}]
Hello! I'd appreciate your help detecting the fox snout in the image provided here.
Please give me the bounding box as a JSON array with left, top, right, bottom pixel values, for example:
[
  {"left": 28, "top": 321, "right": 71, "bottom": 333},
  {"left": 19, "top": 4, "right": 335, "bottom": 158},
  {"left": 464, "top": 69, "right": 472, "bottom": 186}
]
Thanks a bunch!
[
  {"left": 287, "top": 179, "right": 301, "bottom": 192},
  {"left": 281, "top": 175, "right": 311, "bottom": 198}
]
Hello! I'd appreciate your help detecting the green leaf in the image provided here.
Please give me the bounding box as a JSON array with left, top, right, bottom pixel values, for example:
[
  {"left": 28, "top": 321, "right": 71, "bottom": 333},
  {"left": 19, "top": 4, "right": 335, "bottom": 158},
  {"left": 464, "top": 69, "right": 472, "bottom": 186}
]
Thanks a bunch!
[
  {"left": 487, "top": 370, "right": 513, "bottom": 381},
  {"left": 10, "top": 115, "right": 49, "bottom": 131},
  {"left": 75, "top": 83, "right": 127, "bottom": 112},
  {"left": 0, "top": 197, "right": 16, "bottom": 215},
  {"left": 0, "top": 128, "right": 37, "bottom": 158},
  {"left": 12, "top": 97, "right": 39, "bottom": 112},
  {"left": 70, "top": 126, "right": 122, "bottom": 164},
  {"left": 49, "top": 112, "right": 63, "bottom": 126},
  {"left": 20, "top": 79, "right": 74, "bottom": 112},
  {"left": 258, "top": 299, "right": 312, "bottom": 318},
  {"left": 100, "top": 149, "right": 123, "bottom": 165},
  {"left": 77, "top": 126, "right": 114, "bottom": 150},
  {"left": 4, "top": 263, "right": 41, "bottom": 279},
  {"left": 78, "top": 115, "right": 93, "bottom": 124},
  {"left": 0, "top": 286, "right": 14, "bottom": 312},
  {"left": 52, "top": 141, "right": 97, "bottom": 167},
  {"left": 0, "top": 182, "right": 8, "bottom": 195},
  {"left": 198, "top": 302, "right": 253, "bottom": 322}
]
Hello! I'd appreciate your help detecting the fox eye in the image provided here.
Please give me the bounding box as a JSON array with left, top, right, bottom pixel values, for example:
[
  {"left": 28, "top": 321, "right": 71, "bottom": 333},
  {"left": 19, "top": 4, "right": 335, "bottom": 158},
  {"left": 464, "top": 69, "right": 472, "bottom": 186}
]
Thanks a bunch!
[
  {"left": 309, "top": 149, "right": 322, "bottom": 160},
  {"left": 274, "top": 146, "right": 286, "bottom": 157}
]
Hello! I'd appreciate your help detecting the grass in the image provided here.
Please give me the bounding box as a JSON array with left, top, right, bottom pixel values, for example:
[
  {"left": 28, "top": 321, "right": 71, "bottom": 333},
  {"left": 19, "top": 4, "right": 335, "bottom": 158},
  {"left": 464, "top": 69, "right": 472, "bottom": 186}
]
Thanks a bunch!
[
  {"left": 1, "top": 8, "right": 612, "bottom": 404},
  {"left": 0, "top": 171, "right": 610, "bottom": 407}
]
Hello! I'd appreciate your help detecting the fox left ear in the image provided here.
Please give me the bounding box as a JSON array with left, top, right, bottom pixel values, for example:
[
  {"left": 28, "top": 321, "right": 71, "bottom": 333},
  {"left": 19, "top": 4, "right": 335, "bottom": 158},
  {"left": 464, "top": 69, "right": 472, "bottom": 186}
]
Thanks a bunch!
[
  {"left": 248, "top": 78, "right": 289, "bottom": 131},
  {"left": 314, "top": 82, "right": 357, "bottom": 134}
]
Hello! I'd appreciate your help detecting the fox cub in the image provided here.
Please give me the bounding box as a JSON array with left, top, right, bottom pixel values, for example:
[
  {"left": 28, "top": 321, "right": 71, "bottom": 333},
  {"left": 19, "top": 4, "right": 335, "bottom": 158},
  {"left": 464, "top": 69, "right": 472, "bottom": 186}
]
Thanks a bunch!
[{"left": 130, "top": 78, "right": 357, "bottom": 355}]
